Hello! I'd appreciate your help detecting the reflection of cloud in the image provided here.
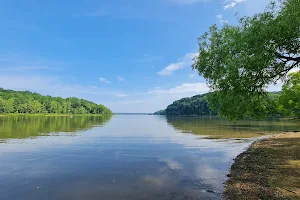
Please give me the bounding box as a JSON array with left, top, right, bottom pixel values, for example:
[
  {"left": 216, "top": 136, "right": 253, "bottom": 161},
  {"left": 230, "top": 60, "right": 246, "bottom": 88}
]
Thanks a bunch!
[
  {"left": 194, "top": 160, "right": 225, "bottom": 188},
  {"left": 159, "top": 158, "right": 183, "bottom": 170},
  {"left": 142, "top": 175, "right": 170, "bottom": 187}
]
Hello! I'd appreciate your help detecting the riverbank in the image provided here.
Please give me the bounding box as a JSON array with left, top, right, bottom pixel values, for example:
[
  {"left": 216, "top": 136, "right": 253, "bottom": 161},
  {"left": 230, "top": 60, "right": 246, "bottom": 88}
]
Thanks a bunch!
[
  {"left": 0, "top": 113, "right": 109, "bottom": 117},
  {"left": 224, "top": 132, "right": 300, "bottom": 200}
]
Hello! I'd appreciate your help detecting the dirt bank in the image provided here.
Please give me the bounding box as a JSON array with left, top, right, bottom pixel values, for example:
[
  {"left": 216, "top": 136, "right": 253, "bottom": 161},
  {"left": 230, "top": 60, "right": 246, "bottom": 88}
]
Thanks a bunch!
[{"left": 224, "top": 132, "right": 300, "bottom": 200}]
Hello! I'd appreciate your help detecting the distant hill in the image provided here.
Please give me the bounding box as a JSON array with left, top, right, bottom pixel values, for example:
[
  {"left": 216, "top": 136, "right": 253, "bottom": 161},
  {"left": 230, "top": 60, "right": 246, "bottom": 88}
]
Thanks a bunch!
[
  {"left": 0, "top": 88, "right": 112, "bottom": 115},
  {"left": 154, "top": 92, "right": 282, "bottom": 116},
  {"left": 154, "top": 93, "right": 216, "bottom": 116}
]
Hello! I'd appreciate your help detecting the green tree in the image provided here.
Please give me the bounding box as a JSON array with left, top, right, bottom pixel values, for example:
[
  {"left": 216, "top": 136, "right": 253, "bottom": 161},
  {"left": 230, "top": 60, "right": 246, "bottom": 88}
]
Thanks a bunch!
[
  {"left": 0, "top": 88, "right": 112, "bottom": 115},
  {"left": 278, "top": 72, "right": 300, "bottom": 118},
  {"left": 0, "top": 97, "right": 5, "bottom": 113},
  {"left": 192, "top": 0, "right": 299, "bottom": 120}
]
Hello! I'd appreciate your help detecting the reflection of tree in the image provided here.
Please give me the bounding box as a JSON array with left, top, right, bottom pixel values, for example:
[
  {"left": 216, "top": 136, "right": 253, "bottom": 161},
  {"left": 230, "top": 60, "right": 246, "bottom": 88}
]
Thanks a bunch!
[
  {"left": 0, "top": 115, "right": 112, "bottom": 139},
  {"left": 166, "top": 116, "right": 300, "bottom": 139}
]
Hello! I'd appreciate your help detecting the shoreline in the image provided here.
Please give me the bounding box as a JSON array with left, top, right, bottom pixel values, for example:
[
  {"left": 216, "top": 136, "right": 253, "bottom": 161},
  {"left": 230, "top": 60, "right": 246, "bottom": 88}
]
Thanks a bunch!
[
  {"left": 224, "top": 132, "right": 300, "bottom": 199},
  {"left": 0, "top": 113, "right": 111, "bottom": 117}
]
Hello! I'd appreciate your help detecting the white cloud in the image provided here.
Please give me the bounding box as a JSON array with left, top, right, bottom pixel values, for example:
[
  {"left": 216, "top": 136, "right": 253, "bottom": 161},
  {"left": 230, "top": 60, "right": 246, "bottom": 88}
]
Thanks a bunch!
[
  {"left": 216, "top": 14, "right": 229, "bottom": 24},
  {"left": 241, "top": 0, "right": 271, "bottom": 15},
  {"left": 216, "top": 14, "right": 223, "bottom": 19},
  {"left": 157, "top": 52, "right": 198, "bottom": 76},
  {"left": 189, "top": 74, "right": 196, "bottom": 78},
  {"left": 148, "top": 82, "right": 209, "bottom": 95},
  {"left": 157, "top": 62, "right": 185, "bottom": 76},
  {"left": 117, "top": 76, "right": 125, "bottom": 81},
  {"left": 99, "top": 77, "right": 111, "bottom": 84},
  {"left": 106, "top": 82, "right": 210, "bottom": 112},
  {"left": 224, "top": 0, "right": 247, "bottom": 10}
]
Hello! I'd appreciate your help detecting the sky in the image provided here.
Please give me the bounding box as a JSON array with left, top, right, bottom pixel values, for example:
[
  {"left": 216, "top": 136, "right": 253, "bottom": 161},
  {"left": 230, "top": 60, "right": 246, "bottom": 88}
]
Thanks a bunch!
[{"left": 0, "top": 0, "right": 273, "bottom": 113}]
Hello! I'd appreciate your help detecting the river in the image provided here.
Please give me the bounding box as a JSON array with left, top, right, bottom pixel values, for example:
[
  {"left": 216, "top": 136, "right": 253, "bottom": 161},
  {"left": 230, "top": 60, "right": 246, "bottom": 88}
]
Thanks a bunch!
[{"left": 0, "top": 115, "right": 299, "bottom": 200}]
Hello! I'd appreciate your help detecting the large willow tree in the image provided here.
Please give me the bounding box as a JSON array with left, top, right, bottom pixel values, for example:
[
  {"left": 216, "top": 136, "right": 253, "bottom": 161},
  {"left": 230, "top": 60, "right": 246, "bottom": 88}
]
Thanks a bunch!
[{"left": 193, "top": 0, "right": 300, "bottom": 120}]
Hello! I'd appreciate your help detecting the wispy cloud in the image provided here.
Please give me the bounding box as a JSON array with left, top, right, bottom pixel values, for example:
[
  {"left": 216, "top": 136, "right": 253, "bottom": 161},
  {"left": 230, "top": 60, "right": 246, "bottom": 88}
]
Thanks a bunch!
[
  {"left": 0, "top": 66, "right": 56, "bottom": 72},
  {"left": 216, "top": 14, "right": 228, "bottom": 24},
  {"left": 148, "top": 82, "right": 209, "bottom": 95},
  {"left": 116, "top": 93, "right": 129, "bottom": 97},
  {"left": 157, "top": 62, "right": 185, "bottom": 76},
  {"left": 0, "top": 75, "right": 111, "bottom": 98},
  {"left": 157, "top": 52, "right": 198, "bottom": 76},
  {"left": 0, "top": 53, "right": 64, "bottom": 72},
  {"left": 172, "top": 0, "right": 209, "bottom": 5},
  {"left": 188, "top": 73, "right": 196, "bottom": 78},
  {"left": 117, "top": 76, "right": 125, "bottom": 81},
  {"left": 224, "top": 0, "right": 247, "bottom": 10},
  {"left": 216, "top": 14, "right": 223, "bottom": 19},
  {"left": 99, "top": 77, "right": 111, "bottom": 84},
  {"left": 135, "top": 54, "right": 163, "bottom": 63}
]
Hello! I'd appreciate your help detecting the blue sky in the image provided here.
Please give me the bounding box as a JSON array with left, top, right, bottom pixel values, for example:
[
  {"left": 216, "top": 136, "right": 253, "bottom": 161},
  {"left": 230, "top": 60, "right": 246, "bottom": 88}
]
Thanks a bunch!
[{"left": 0, "top": 0, "right": 272, "bottom": 112}]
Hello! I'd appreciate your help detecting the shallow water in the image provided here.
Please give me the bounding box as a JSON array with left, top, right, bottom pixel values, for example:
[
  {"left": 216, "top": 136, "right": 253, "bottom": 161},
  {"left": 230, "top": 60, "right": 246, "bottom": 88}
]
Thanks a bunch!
[{"left": 0, "top": 115, "right": 299, "bottom": 200}]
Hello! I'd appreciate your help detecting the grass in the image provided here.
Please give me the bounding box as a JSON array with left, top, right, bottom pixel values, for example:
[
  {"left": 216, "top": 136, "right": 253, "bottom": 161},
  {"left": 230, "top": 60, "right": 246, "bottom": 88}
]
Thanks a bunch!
[{"left": 224, "top": 132, "right": 300, "bottom": 200}]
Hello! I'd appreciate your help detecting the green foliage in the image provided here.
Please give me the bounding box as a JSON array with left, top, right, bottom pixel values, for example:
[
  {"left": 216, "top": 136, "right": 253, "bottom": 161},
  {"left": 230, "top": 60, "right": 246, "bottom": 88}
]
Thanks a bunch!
[
  {"left": 153, "top": 110, "right": 166, "bottom": 115},
  {"left": 192, "top": 0, "right": 300, "bottom": 120},
  {"left": 155, "top": 93, "right": 217, "bottom": 116},
  {"left": 207, "top": 91, "right": 282, "bottom": 121},
  {"left": 0, "top": 88, "right": 112, "bottom": 115},
  {"left": 278, "top": 72, "right": 300, "bottom": 118},
  {"left": 155, "top": 92, "right": 282, "bottom": 118}
]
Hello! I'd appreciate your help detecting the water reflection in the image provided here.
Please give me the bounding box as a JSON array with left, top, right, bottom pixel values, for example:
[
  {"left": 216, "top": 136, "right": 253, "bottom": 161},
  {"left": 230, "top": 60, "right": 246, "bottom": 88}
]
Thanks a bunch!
[
  {"left": 0, "top": 115, "right": 275, "bottom": 199},
  {"left": 166, "top": 116, "right": 300, "bottom": 139},
  {"left": 0, "top": 115, "right": 112, "bottom": 140}
]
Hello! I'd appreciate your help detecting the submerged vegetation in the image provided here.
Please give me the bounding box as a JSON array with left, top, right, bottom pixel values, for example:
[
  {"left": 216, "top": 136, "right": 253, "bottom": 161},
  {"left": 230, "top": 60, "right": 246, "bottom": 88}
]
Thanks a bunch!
[
  {"left": 166, "top": 116, "right": 300, "bottom": 139},
  {"left": 0, "top": 88, "right": 112, "bottom": 115}
]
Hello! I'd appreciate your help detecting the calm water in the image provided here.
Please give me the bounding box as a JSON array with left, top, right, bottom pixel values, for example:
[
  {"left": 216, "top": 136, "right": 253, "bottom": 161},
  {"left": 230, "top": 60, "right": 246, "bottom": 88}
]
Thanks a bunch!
[{"left": 0, "top": 115, "right": 299, "bottom": 200}]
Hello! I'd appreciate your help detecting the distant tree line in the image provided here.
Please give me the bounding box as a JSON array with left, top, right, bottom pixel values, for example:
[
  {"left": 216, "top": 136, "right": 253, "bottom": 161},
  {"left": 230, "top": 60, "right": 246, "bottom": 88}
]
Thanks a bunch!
[
  {"left": 154, "top": 91, "right": 291, "bottom": 118},
  {"left": 0, "top": 88, "right": 112, "bottom": 115},
  {"left": 154, "top": 93, "right": 217, "bottom": 116}
]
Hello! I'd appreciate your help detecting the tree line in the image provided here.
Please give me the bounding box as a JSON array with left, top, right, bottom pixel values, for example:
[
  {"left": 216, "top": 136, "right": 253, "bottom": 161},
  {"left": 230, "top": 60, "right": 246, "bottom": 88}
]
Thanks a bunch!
[
  {"left": 154, "top": 93, "right": 217, "bottom": 116},
  {"left": 0, "top": 88, "right": 112, "bottom": 115}
]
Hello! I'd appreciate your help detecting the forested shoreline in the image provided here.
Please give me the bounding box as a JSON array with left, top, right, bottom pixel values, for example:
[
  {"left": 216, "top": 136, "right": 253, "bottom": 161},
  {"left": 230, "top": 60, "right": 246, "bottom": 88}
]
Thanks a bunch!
[
  {"left": 154, "top": 92, "right": 287, "bottom": 118},
  {"left": 154, "top": 93, "right": 216, "bottom": 116},
  {"left": 0, "top": 88, "right": 112, "bottom": 115}
]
